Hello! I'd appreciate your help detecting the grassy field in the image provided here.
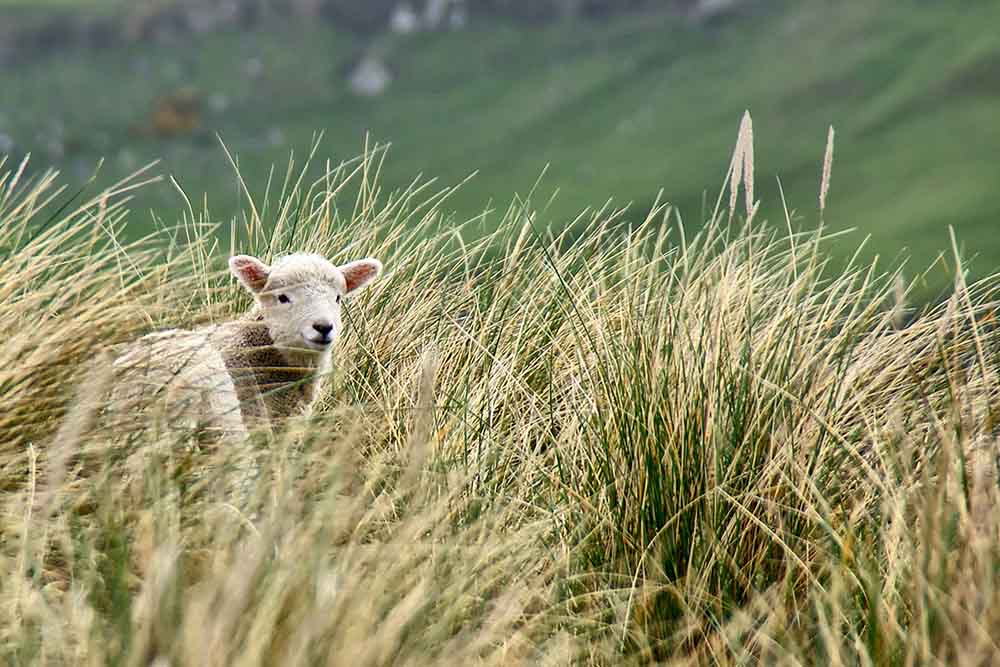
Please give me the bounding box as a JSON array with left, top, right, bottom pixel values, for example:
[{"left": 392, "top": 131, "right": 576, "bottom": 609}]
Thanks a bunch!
[
  {"left": 2, "top": 0, "right": 999, "bottom": 298},
  {"left": 6, "top": 5, "right": 1000, "bottom": 663},
  {"left": 5, "top": 119, "right": 1000, "bottom": 663}
]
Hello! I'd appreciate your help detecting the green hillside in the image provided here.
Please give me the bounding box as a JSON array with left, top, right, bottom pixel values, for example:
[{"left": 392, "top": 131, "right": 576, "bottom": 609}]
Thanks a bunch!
[{"left": 2, "top": 0, "right": 998, "bottom": 294}]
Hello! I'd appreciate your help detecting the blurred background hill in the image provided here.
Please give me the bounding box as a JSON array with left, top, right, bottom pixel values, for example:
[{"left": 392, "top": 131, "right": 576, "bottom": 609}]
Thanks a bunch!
[{"left": 1, "top": 0, "right": 997, "bottom": 297}]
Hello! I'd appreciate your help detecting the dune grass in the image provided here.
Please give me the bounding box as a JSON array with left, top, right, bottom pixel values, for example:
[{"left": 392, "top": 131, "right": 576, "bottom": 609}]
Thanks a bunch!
[{"left": 4, "top": 122, "right": 1000, "bottom": 664}]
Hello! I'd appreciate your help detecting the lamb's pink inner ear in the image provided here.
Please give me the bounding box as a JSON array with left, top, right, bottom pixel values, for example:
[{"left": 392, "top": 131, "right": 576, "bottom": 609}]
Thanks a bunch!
[
  {"left": 229, "top": 255, "right": 270, "bottom": 293},
  {"left": 340, "top": 258, "right": 383, "bottom": 294}
]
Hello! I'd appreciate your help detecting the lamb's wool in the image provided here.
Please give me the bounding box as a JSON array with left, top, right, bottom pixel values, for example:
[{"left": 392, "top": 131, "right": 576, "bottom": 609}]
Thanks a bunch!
[
  {"left": 215, "top": 313, "right": 325, "bottom": 425},
  {"left": 112, "top": 327, "right": 249, "bottom": 442}
]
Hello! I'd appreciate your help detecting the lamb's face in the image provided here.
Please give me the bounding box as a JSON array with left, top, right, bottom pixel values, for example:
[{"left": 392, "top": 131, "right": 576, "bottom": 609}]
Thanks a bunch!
[
  {"left": 261, "top": 259, "right": 343, "bottom": 351},
  {"left": 229, "top": 253, "right": 382, "bottom": 352}
]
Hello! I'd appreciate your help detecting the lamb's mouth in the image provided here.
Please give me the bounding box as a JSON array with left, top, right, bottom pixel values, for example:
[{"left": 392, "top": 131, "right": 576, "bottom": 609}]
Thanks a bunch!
[{"left": 302, "top": 336, "right": 333, "bottom": 349}]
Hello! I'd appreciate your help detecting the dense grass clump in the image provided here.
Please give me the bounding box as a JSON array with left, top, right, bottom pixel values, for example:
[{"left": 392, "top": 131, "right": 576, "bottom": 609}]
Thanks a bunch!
[{"left": 3, "top": 129, "right": 1000, "bottom": 664}]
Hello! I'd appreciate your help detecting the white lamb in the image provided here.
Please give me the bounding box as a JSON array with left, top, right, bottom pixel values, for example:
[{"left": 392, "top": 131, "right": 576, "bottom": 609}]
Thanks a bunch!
[{"left": 111, "top": 252, "right": 383, "bottom": 443}]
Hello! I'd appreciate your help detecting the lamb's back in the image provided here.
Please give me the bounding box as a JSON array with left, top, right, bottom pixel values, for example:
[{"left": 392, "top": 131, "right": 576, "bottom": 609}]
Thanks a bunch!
[{"left": 111, "top": 326, "right": 247, "bottom": 442}]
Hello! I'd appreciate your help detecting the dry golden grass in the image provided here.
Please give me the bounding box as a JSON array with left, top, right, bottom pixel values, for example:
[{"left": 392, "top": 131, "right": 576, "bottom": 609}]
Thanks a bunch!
[{"left": 3, "top": 126, "right": 1000, "bottom": 665}]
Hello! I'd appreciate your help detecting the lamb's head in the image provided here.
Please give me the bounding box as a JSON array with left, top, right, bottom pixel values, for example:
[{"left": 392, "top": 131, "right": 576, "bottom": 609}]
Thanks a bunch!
[{"left": 229, "top": 252, "right": 382, "bottom": 352}]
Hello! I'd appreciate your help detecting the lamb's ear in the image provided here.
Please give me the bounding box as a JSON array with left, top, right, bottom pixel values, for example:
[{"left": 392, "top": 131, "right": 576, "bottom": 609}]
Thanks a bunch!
[
  {"left": 229, "top": 255, "right": 270, "bottom": 293},
  {"left": 340, "top": 258, "right": 382, "bottom": 294}
]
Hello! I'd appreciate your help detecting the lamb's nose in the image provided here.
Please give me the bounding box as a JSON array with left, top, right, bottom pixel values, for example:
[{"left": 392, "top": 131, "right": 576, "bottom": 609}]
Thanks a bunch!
[{"left": 313, "top": 322, "right": 333, "bottom": 337}]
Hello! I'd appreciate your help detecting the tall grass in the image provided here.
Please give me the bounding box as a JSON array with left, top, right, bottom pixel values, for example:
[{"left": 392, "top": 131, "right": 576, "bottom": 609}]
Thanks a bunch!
[{"left": 3, "top": 124, "right": 1000, "bottom": 665}]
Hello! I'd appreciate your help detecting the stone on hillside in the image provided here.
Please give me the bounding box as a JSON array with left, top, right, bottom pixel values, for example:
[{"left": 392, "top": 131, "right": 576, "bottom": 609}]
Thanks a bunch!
[
  {"left": 420, "top": 0, "right": 467, "bottom": 31},
  {"left": 348, "top": 56, "right": 392, "bottom": 97},
  {"left": 390, "top": 3, "right": 421, "bottom": 34},
  {"left": 423, "top": 0, "right": 448, "bottom": 29},
  {"left": 208, "top": 93, "right": 230, "bottom": 114}
]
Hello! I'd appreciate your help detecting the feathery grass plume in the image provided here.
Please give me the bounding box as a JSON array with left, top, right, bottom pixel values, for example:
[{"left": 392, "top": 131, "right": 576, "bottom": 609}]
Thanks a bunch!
[
  {"left": 892, "top": 272, "right": 908, "bottom": 329},
  {"left": 725, "top": 113, "right": 751, "bottom": 223},
  {"left": 820, "top": 125, "right": 835, "bottom": 216},
  {"left": 741, "top": 111, "right": 755, "bottom": 217},
  {"left": 4, "top": 132, "right": 1000, "bottom": 664}
]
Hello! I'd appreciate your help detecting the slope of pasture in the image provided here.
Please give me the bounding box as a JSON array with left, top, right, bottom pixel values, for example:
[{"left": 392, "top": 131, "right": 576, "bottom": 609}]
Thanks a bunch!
[{"left": 1, "top": 0, "right": 998, "bottom": 292}]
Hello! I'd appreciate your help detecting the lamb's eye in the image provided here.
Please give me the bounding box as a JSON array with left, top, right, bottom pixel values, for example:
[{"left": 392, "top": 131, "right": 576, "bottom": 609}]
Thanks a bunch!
[
  {"left": 278, "top": 294, "right": 291, "bottom": 304},
  {"left": 335, "top": 294, "right": 341, "bottom": 304}
]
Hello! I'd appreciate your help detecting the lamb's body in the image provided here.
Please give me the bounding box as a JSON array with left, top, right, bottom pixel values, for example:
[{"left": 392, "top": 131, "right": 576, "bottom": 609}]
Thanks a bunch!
[
  {"left": 113, "top": 316, "right": 329, "bottom": 441},
  {"left": 112, "top": 327, "right": 248, "bottom": 442},
  {"left": 111, "top": 252, "right": 381, "bottom": 442}
]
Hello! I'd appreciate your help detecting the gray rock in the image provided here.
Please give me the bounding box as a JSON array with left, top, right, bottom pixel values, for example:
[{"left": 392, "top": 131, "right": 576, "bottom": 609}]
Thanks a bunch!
[
  {"left": 348, "top": 57, "right": 392, "bottom": 97},
  {"left": 390, "top": 3, "right": 421, "bottom": 34},
  {"left": 208, "top": 93, "right": 231, "bottom": 113}
]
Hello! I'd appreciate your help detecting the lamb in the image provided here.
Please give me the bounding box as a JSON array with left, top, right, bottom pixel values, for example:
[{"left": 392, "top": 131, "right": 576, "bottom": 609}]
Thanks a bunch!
[{"left": 111, "top": 252, "right": 383, "bottom": 443}]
